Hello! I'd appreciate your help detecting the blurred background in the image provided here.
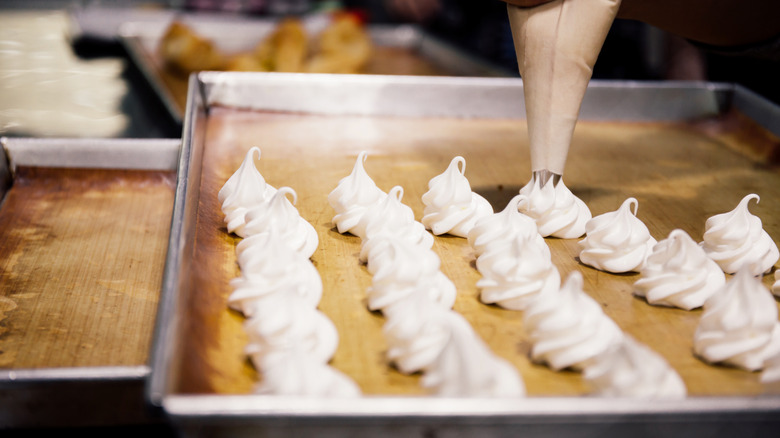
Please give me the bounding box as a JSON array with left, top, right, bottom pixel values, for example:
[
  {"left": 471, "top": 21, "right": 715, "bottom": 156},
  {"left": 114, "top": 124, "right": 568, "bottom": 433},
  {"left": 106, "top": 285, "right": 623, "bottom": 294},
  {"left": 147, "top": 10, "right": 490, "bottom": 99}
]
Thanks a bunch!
[{"left": 1, "top": 0, "right": 778, "bottom": 140}]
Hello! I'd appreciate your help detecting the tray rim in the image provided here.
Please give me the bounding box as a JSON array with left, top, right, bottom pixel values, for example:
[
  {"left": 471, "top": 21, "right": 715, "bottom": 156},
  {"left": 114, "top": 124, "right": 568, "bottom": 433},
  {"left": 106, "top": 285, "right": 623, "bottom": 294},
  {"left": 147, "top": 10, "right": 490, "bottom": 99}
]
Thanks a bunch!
[
  {"left": 1, "top": 137, "right": 181, "bottom": 173},
  {"left": 150, "top": 73, "right": 780, "bottom": 434},
  {"left": 0, "top": 137, "right": 181, "bottom": 427}
]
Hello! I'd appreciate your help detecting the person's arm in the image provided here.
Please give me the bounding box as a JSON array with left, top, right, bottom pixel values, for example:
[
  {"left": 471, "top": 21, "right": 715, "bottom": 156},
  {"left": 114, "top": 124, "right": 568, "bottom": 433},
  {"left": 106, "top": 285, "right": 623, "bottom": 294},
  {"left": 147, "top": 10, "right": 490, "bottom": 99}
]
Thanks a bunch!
[
  {"left": 617, "top": 0, "right": 780, "bottom": 48},
  {"left": 501, "top": 0, "right": 780, "bottom": 48}
]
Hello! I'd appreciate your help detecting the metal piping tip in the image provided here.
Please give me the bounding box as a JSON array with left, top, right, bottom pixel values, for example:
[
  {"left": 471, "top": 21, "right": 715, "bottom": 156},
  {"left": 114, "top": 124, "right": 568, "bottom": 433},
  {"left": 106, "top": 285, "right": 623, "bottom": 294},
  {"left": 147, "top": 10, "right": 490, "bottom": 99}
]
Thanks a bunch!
[{"left": 533, "top": 169, "right": 562, "bottom": 187}]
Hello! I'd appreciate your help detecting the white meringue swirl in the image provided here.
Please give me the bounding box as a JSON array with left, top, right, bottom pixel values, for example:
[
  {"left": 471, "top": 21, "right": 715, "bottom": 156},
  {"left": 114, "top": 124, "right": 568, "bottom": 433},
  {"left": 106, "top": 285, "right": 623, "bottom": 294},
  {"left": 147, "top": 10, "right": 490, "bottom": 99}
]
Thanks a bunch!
[
  {"left": 421, "top": 156, "right": 493, "bottom": 237},
  {"left": 228, "top": 235, "right": 322, "bottom": 317},
  {"left": 773, "top": 270, "right": 780, "bottom": 298},
  {"left": 366, "top": 238, "right": 456, "bottom": 312},
  {"left": 241, "top": 187, "right": 319, "bottom": 258},
  {"left": 694, "top": 266, "right": 780, "bottom": 371},
  {"left": 476, "top": 233, "right": 560, "bottom": 311},
  {"left": 633, "top": 229, "right": 725, "bottom": 310},
  {"left": 381, "top": 292, "right": 453, "bottom": 374},
  {"left": 518, "top": 176, "right": 591, "bottom": 239},
  {"left": 328, "top": 151, "right": 386, "bottom": 238},
  {"left": 467, "top": 194, "right": 544, "bottom": 258},
  {"left": 219, "top": 147, "right": 277, "bottom": 235},
  {"left": 701, "top": 194, "right": 779, "bottom": 276},
  {"left": 359, "top": 186, "right": 434, "bottom": 263},
  {"left": 584, "top": 335, "right": 687, "bottom": 399},
  {"left": 579, "top": 197, "right": 657, "bottom": 273},
  {"left": 524, "top": 271, "right": 624, "bottom": 371},
  {"left": 420, "top": 311, "right": 525, "bottom": 397},
  {"left": 244, "top": 297, "right": 339, "bottom": 370},
  {"left": 254, "top": 351, "right": 362, "bottom": 397}
]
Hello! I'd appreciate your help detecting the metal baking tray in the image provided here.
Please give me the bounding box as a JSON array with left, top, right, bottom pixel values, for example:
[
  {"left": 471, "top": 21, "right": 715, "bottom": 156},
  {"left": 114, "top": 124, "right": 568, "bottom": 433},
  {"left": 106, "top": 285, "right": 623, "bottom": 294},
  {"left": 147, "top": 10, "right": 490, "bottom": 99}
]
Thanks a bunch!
[
  {"left": 151, "top": 72, "right": 780, "bottom": 437},
  {"left": 0, "top": 137, "right": 180, "bottom": 428},
  {"left": 119, "top": 16, "right": 513, "bottom": 127}
]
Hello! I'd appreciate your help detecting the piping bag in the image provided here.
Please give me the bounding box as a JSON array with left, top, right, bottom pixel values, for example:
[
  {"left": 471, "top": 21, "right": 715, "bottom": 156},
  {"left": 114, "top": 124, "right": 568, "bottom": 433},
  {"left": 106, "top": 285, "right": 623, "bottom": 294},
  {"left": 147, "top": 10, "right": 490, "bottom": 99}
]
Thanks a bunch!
[{"left": 504, "top": 0, "right": 621, "bottom": 186}]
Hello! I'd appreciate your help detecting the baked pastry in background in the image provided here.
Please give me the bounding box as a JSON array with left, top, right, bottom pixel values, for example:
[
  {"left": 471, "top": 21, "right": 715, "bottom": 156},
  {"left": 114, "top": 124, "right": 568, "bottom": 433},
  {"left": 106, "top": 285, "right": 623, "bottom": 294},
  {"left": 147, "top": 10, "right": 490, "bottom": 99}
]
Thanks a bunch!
[
  {"left": 253, "top": 17, "right": 308, "bottom": 72},
  {"left": 305, "top": 13, "right": 372, "bottom": 74},
  {"left": 159, "top": 13, "right": 373, "bottom": 76},
  {"left": 158, "top": 20, "right": 224, "bottom": 75}
]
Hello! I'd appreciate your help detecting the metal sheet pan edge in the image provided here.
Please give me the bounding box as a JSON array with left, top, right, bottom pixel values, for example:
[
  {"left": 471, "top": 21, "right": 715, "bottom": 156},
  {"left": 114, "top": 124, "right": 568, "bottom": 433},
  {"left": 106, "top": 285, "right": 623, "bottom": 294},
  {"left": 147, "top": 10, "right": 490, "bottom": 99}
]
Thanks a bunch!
[
  {"left": 0, "top": 137, "right": 181, "bottom": 428},
  {"left": 151, "top": 73, "right": 780, "bottom": 436}
]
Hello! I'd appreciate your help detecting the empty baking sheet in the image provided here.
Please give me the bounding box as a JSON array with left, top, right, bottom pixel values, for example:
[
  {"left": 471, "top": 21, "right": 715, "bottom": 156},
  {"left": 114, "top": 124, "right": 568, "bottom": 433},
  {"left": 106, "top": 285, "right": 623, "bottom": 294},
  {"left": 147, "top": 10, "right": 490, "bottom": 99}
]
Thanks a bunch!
[{"left": 0, "top": 137, "right": 179, "bottom": 428}]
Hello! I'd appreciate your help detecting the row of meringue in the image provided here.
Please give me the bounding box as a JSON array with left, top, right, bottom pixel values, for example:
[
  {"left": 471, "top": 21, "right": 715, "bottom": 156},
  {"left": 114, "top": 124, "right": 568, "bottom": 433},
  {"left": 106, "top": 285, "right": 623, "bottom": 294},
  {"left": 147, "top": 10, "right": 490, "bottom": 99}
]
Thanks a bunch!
[
  {"left": 445, "top": 166, "right": 777, "bottom": 284},
  {"left": 221, "top": 147, "right": 360, "bottom": 397},
  {"left": 230, "top": 235, "right": 360, "bottom": 397},
  {"left": 369, "top": 239, "right": 525, "bottom": 396},
  {"left": 329, "top": 153, "right": 592, "bottom": 244},
  {"left": 467, "top": 195, "right": 686, "bottom": 398},
  {"left": 328, "top": 153, "right": 497, "bottom": 240},
  {"left": 526, "top": 270, "right": 686, "bottom": 398},
  {"left": 566, "top": 195, "right": 780, "bottom": 374},
  {"left": 369, "top": 238, "right": 525, "bottom": 396},
  {"left": 429, "top": 158, "right": 779, "bottom": 385},
  {"left": 576, "top": 197, "right": 780, "bottom": 375},
  {"left": 467, "top": 172, "right": 780, "bottom": 387},
  {"left": 329, "top": 152, "right": 526, "bottom": 397},
  {"left": 422, "top": 161, "right": 688, "bottom": 397},
  {"left": 470, "top": 194, "right": 559, "bottom": 311},
  {"left": 527, "top": 272, "right": 686, "bottom": 397},
  {"left": 578, "top": 194, "right": 777, "bottom": 315},
  {"left": 519, "top": 178, "right": 778, "bottom": 281},
  {"left": 219, "top": 147, "right": 319, "bottom": 256},
  {"left": 581, "top": 194, "right": 778, "bottom": 277}
]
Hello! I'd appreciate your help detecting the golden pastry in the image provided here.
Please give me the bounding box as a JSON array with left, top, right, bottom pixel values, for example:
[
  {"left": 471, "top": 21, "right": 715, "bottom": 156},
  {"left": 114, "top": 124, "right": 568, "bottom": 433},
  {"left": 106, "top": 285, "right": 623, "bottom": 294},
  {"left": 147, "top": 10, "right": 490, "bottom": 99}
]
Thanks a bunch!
[
  {"left": 305, "top": 14, "right": 372, "bottom": 74},
  {"left": 254, "top": 18, "right": 308, "bottom": 73},
  {"left": 158, "top": 21, "right": 224, "bottom": 76}
]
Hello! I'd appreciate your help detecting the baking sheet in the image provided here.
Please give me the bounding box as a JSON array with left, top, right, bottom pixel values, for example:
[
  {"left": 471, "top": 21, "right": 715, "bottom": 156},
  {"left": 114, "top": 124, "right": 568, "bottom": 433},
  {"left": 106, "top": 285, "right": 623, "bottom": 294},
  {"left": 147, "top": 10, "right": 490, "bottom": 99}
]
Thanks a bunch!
[
  {"left": 153, "top": 73, "right": 780, "bottom": 436},
  {"left": 0, "top": 137, "right": 179, "bottom": 428},
  {"left": 118, "top": 17, "right": 513, "bottom": 126}
]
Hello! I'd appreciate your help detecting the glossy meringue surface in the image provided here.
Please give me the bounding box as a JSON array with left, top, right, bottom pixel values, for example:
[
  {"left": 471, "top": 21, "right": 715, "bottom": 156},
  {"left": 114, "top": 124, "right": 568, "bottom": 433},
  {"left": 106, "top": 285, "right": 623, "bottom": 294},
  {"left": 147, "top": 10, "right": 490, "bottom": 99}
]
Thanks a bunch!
[
  {"left": 420, "top": 311, "right": 526, "bottom": 397},
  {"left": 228, "top": 234, "right": 323, "bottom": 318},
  {"left": 634, "top": 229, "right": 724, "bottom": 310},
  {"left": 241, "top": 187, "right": 319, "bottom": 258},
  {"left": 366, "top": 238, "right": 456, "bottom": 312},
  {"left": 421, "top": 156, "right": 493, "bottom": 237},
  {"left": 244, "top": 299, "right": 339, "bottom": 369},
  {"left": 219, "top": 147, "right": 277, "bottom": 235},
  {"left": 476, "top": 233, "right": 560, "bottom": 311},
  {"left": 694, "top": 267, "right": 780, "bottom": 371},
  {"left": 382, "top": 292, "right": 453, "bottom": 375},
  {"left": 701, "top": 194, "right": 779, "bottom": 276},
  {"left": 584, "top": 335, "right": 687, "bottom": 399},
  {"left": 518, "top": 176, "right": 591, "bottom": 239},
  {"left": 467, "top": 194, "right": 543, "bottom": 258},
  {"left": 359, "top": 186, "right": 434, "bottom": 263},
  {"left": 328, "top": 151, "right": 386, "bottom": 238},
  {"left": 524, "top": 271, "right": 624, "bottom": 371},
  {"left": 254, "top": 351, "right": 362, "bottom": 397},
  {"left": 579, "top": 197, "right": 657, "bottom": 273}
]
